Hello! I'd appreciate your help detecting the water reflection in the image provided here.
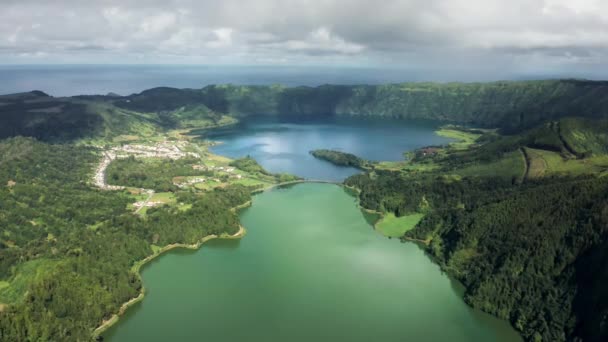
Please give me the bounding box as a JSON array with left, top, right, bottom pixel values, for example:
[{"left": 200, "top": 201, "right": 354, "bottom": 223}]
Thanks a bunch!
[{"left": 204, "top": 117, "right": 453, "bottom": 181}]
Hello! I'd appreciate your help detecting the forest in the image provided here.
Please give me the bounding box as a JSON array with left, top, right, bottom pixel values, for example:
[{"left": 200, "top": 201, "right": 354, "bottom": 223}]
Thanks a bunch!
[
  {"left": 4, "top": 80, "right": 608, "bottom": 144},
  {"left": 2, "top": 81, "right": 608, "bottom": 341},
  {"left": 345, "top": 119, "right": 608, "bottom": 342},
  {"left": 310, "top": 149, "right": 369, "bottom": 169},
  {"left": 116, "top": 80, "right": 608, "bottom": 131},
  {"left": 0, "top": 137, "right": 251, "bottom": 340}
]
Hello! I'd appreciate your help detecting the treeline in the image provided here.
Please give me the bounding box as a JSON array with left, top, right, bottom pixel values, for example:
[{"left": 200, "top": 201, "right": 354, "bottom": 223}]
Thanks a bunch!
[
  {"left": 345, "top": 162, "right": 608, "bottom": 341},
  {"left": 116, "top": 80, "right": 608, "bottom": 131},
  {"left": 229, "top": 157, "right": 300, "bottom": 183},
  {"left": 0, "top": 137, "right": 250, "bottom": 340},
  {"left": 310, "top": 149, "right": 368, "bottom": 169},
  {"left": 4, "top": 80, "right": 608, "bottom": 143}
]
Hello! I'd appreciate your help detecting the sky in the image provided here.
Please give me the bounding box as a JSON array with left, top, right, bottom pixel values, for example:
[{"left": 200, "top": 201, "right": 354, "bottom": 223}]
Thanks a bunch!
[{"left": 1, "top": 0, "right": 608, "bottom": 79}]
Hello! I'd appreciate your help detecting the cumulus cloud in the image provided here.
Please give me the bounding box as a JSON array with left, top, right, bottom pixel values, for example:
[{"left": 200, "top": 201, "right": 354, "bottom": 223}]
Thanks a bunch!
[{"left": 0, "top": 0, "right": 607, "bottom": 77}]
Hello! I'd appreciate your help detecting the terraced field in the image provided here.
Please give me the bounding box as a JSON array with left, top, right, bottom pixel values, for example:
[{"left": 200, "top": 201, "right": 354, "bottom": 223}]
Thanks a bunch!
[{"left": 525, "top": 148, "right": 608, "bottom": 177}]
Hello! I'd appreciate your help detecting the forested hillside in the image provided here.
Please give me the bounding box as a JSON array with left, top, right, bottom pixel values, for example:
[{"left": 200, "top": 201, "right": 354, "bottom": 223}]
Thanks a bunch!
[
  {"left": 2, "top": 81, "right": 608, "bottom": 341},
  {"left": 3, "top": 80, "right": 608, "bottom": 142},
  {"left": 0, "top": 138, "right": 251, "bottom": 340},
  {"left": 345, "top": 119, "right": 608, "bottom": 341},
  {"left": 0, "top": 90, "right": 234, "bottom": 142},
  {"left": 116, "top": 80, "right": 608, "bottom": 131}
]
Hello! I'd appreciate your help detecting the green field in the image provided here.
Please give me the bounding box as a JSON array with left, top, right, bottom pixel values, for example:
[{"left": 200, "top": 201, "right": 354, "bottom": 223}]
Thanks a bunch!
[
  {"left": 150, "top": 192, "right": 176, "bottom": 204},
  {"left": 527, "top": 148, "right": 608, "bottom": 176},
  {"left": 454, "top": 150, "right": 525, "bottom": 180},
  {"left": 375, "top": 213, "right": 424, "bottom": 238},
  {"left": 436, "top": 128, "right": 484, "bottom": 150}
]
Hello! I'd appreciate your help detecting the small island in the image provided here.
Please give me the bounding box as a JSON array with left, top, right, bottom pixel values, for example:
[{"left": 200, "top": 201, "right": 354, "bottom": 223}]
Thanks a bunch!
[{"left": 310, "top": 149, "right": 371, "bottom": 169}]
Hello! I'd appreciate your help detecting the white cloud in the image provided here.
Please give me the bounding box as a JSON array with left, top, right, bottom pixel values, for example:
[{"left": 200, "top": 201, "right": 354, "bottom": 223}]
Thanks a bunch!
[
  {"left": 139, "top": 13, "right": 177, "bottom": 34},
  {"left": 281, "top": 27, "right": 365, "bottom": 55},
  {"left": 207, "top": 28, "right": 233, "bottom": 48},
  {"left": 0, "top": 0, "right": 607, "bottom": 77}
]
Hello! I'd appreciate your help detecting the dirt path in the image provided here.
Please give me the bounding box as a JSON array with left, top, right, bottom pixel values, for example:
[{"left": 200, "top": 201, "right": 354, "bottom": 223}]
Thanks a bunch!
[
  {"left": 519, "top": 147, "right": 530, "bottom": 183},
  {"left": 555, "top": 121, "right": 579, "bottom": 158},
  {"left": 134, "top": 191, "right": 155, "bottom": 214}
]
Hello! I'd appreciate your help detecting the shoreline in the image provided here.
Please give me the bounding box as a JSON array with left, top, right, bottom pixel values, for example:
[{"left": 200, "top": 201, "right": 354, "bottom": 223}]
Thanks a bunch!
[
  {"left": 253, "top": 179, "right": 339, "bottom": 194},
  {"left": 92, "top": 180, "right": 382, "bottom": 337},
  {"left": 91, "top": 171, "right": 408, "bottom": 338},
  {"left": 92, "top": 225, "right": 246, "bottom": 338}
]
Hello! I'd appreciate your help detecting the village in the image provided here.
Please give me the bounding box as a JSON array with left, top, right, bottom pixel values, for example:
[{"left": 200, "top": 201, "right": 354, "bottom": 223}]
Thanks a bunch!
[
  {"left": 92, "top": 140, "right": 265, "bottom": 213},
  {"left": 92, "top": 141, "right": 201, "bottom": 190}
]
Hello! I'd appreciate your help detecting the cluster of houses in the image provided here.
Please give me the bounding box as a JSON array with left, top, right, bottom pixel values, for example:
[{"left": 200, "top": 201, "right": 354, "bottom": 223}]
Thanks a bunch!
[
  {"left": 92, "top": 152, "right": 125, "bottom": 190},
  {"left": 419, "top": 147, "right": 440, "bottom": 156},
  {"left": 92, "top": 141, "right": 245, "bottom": 212},
  {"left": 174, "top": 177, "right": 207, "bottom": 188},
  {"left": 132, "top": 200, "right": 164, "bottom": 209},
  {"left": 113, "top": 141, "right": 199, "bottom": 160},
  {"left": 93, "top": 141, "right": 200, "bottom": 190}
]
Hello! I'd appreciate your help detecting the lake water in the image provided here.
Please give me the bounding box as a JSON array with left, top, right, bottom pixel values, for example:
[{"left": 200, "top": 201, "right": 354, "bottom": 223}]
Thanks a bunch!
[
  {"left": 104, "top": 183, "right": 521, "bottom": 341},
  {"left": 207, "top": 117, "right": 452, "bottom": 181}
]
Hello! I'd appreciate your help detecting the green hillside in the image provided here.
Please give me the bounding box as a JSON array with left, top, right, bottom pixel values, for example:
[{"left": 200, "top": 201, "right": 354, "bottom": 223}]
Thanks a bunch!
[
  {"left": 345, "top": 118, "right": 608, "bottom": 341},
  {"left": 2, "top": 82, "right": 608, "bottom": 341},
  {"left": 0, "top": 90, "right": 235, "bottom": 143},
  {"left": 116, "top": 80, "right": 608, "bottom": 131},
  {"left": 3, "top": 80, "right": 608, "bottom": 143},
  {"left": 0, "top": 137, "right": 251, "bottom": 340}
]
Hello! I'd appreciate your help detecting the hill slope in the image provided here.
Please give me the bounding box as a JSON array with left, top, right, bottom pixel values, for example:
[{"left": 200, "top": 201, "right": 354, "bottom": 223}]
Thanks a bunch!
[
  {"left": 345, "top": 119, "right": 608, "bottom": 341},
  {"left": 115, "top": 80, "right": 608, "bottom": 131},
  {"left": 3, "top": 80, "right": 608, "bottom": 142}
]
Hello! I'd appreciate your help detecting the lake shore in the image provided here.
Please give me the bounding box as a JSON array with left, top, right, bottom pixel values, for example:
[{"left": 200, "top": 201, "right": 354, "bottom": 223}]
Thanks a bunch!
[
  {"left": 92, "top": 225, "right": 246, "bottom": 338},
  {"left": 93, "top": 180, "right": 335, "bottom": 338}
]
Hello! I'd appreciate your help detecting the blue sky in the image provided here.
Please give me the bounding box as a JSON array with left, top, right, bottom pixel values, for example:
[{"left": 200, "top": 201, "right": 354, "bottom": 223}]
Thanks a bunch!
[{"left": 1, "top": 0, "right": 607, "bottom": 79}]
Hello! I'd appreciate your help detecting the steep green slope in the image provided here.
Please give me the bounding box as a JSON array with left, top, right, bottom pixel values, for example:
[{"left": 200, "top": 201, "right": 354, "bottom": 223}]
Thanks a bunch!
[
  {"left": 116, "top": 80, "right": 608, "bottom": 131},
  {"left": 345, "top": 119, "right": 608, "bottom": 341},
  {"left": 4, "top": 80, "right": 608, "bottom": 142},
  {"left": 0, "top": 91, "right": 104, "bottom": 141},
  {"left": 0, "top": 90, "right": 236, "bottom": 143}
]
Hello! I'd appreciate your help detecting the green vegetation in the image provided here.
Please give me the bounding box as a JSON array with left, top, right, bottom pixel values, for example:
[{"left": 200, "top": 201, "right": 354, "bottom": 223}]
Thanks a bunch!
[
  {"left": 310, "top": 149, "right": 370, "bottom": 169},
  {"left": 454, "top": 150, "right": 525, "bottom": 180},
  {"left": 345, "top": 117, "right": 608, "bottom": 342},
  {"left": 229, "top": 157, "right": 300, "bottom": 183},
  {"left": 115, "top": 80, "right": 608, "bottom": 132},
  {"left": 0, "top": 137, "right": 251, "bottom": 341},
  {"left": 436, "top": 126, "right": 485, "bottom": 150},
  {"left": 107, "top": 156, "right": 204, "bottom": 192},
  {"left": 0, "top": 89, "right": 238, "bottom": 143},
  {"left": 4, "top": 80, "right": 608, "bottom": 143},
  {"left": 229, "top": 156, "right": 271, "bottom": 175},
  {"left": 375, "top": 212, "right": 424, "bottom": 237},
  {"left": 3, "top": 81, "right": 608, "bottom": 341}
]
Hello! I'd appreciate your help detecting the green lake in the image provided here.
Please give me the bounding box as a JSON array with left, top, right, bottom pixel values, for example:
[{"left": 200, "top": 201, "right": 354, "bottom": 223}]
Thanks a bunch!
[{"left": 105, "top": 183, "right": 521, "bottom": 341}]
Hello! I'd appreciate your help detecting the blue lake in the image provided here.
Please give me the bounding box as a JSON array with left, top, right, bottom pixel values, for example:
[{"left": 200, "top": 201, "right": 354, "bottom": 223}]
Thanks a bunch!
[{"left": 206, "top": 117, "right": 452, "bottom": 181}]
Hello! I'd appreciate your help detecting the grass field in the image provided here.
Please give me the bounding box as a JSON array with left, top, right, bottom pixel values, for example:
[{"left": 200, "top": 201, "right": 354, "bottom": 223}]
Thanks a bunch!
[
  {"left": 376, "top": 212, "right": 424, "bottom": 238},
  {"left": 150, "top": 192, "right": 176, "bottom": 204},
  {"left": 231, "top": 177, "right": 272, "bottom": 187},
  {"left": 375, "top": 160, "right": 440, "bottom": 173},
  {"left": 454, "top": 150, "right": 526, "bottom": 180},
  {"left": 526, "top": 148, "right": 608, "bottom": 176},
  {"left": 436, "top": 128, "right": 484, "bottom": 150}
]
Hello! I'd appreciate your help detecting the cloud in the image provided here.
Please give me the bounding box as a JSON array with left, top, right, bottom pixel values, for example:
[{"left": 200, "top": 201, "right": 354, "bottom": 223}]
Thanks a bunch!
[{"left": 0, "top": 0, "right": 607, "bottom": 78}]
